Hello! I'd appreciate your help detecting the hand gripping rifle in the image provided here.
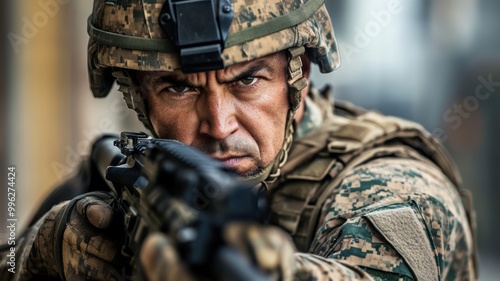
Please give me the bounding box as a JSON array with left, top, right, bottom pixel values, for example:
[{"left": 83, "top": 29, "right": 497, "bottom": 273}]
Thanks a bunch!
[{"left": 92, "top": 132, "right": 270, "bottom": 281}]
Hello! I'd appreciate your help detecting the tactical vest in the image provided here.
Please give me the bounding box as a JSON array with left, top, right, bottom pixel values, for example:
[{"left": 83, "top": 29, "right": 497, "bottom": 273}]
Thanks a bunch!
[{"left": 268, "top": 100, "right": 477, "bottom": 270}]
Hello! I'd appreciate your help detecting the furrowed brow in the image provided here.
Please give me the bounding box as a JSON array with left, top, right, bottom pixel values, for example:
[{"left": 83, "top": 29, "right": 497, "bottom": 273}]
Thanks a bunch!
[
  {"left": 151, "top": 75, "right": 197, "bottom": 89},
  {"left": 224, "top": 65, "right": 270, "bottom": 84}
]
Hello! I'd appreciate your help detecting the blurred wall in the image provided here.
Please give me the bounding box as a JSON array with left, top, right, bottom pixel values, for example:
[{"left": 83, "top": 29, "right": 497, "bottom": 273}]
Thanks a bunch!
[
  {"left": 0, "top": 0, "right": 9, "bottom": 241},
  {"left": 7, "top": 0, "right": 71, "bottom": 230},
  {"left": 4, "top": 0, "right": 142, "bottom": 231}
]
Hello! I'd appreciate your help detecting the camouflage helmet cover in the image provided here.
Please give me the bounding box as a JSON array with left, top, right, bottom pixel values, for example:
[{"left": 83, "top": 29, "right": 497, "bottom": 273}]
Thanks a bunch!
[
  {"left": 87, "top": 0, "right": 340, "bottom": 186},
  {"left": 88, "top": 0, "right": 340, "bottom": 97}
]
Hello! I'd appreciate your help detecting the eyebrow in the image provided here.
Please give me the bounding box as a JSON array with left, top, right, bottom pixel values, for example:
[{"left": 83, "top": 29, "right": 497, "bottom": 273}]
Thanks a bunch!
[{"left": 151, "top": 75, "right": 197, "bottom": 89}]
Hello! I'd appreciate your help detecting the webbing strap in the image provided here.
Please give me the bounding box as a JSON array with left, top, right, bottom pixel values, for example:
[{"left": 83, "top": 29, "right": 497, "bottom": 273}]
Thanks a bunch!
[
  {"left": 87, "top": 0, "right": 326, "bottom": 51},
  {"left": 87, "top": 17, "right": 178, "bottom": 52},
  {"left": 271, "top": 108, "right": 471, "bottom": 253}
]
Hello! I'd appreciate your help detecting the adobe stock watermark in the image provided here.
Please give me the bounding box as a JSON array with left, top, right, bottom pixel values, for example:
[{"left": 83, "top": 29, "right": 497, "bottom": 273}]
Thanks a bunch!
[
  {"left": 340, "top": 0, "right": 407, "bottom": 64},
  {"left": 7, "top": 0, "right": 73, "bottom": 53},
  {"left": 432, "top": 74, "right": 500, "bottom": 143}
]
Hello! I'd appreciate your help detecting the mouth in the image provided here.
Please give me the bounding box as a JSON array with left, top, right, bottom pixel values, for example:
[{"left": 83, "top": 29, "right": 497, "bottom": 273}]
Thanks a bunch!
[{"left": 211, "top": 155, "right": 251, "bottom": 172}]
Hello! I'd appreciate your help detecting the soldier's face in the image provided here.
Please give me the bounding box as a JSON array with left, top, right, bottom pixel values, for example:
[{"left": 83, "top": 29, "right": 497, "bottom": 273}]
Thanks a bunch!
[{"left": 137, "top": 52, "right": 289, "bottom": 177}]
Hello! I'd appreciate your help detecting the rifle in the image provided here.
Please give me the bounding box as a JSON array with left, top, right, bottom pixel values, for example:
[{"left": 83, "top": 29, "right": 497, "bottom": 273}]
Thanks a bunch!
[{"left": 92, "top": 132, "right": 270, "bottom": 281}]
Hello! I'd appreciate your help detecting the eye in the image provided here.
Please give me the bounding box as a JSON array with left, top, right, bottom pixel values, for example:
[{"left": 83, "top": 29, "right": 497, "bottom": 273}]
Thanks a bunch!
[
  {"left": 237, "top": 77, "right": 258, "bottom": 86},
  {"left": 167, "top": 85, "right": 190, "bottom": 93},
  {"left": 160, "top": 85, "right": 197, "bottom": 100}
]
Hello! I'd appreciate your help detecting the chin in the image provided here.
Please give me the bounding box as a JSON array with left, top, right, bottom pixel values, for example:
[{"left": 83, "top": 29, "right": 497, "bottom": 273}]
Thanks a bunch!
[{"left": 239, "top": 166, "right": 264, "bottom": 178}]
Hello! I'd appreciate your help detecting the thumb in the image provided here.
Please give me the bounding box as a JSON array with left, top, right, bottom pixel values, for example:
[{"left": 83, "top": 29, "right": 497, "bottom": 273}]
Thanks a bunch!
[{"left": 75, "top": 194, "right": 114, "bottom": 229}]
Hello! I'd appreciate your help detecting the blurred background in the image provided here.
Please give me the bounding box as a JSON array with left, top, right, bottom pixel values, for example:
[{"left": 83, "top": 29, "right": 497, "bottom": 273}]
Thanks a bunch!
[{"left": 1, "top": 0, "right": 499, "bottom": 279}]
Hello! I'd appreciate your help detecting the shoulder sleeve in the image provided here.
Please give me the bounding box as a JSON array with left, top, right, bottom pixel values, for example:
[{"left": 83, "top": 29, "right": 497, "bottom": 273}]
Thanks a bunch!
[
  {"left": 0, "top": 213, "right": 49, "bottom": 281},
  {"left": 301, "top": 157, "right": 475, "bottom": 280}
]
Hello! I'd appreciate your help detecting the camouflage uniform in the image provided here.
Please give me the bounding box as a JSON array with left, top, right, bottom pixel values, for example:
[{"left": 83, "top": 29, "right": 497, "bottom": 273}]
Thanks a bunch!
[
  {"left": 267, "top": 89, "right": 477, "bottom": 280},
  {"left": 1, "top": 0, "right": 477, "bottom": 279}
]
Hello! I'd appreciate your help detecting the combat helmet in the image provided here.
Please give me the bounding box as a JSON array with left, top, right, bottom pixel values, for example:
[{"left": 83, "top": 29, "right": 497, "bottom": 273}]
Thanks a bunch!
[{"left": 87, "top": 0, "right": 340, "bottom": 185}]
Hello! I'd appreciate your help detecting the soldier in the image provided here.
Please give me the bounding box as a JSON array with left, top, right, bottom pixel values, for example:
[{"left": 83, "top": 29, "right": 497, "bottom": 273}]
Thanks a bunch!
[{"left": 1, "top": 0, "right": 477, "bottom": 280}]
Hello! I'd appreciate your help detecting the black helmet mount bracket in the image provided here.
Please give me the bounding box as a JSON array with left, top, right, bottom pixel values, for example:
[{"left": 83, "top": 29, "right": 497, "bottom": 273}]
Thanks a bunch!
[{"left": 159, "top": 0, "right": 234, "bottom": 73}]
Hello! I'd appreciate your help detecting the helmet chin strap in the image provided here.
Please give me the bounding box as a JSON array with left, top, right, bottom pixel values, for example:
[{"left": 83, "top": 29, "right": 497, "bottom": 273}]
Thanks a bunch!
[{"left": 112, "top": 70, "right": 160, "bottom": 138}]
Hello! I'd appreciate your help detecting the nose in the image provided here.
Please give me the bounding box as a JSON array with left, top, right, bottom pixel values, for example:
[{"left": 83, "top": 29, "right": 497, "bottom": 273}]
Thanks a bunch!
[{"left": 198, "top": 89, "right": 239, "bottom": 140}]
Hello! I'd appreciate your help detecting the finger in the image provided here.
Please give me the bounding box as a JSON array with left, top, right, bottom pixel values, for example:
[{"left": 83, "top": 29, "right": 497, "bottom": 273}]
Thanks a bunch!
[
  {"left": 247, "top": 225, "right": 280, "bottom": 271},
  {"left": 224, "top": 223, "right": 297, "bottom": 277},
  {"left": 224, "top": 223, "right": 253, "bottom": 259},
  {"left": 65, "top": 212, "right": 119, "bottom": 262},
  {"left": 75, "top": 195, "right": 114, "bottom": 229},
  {"left": 63, "top": 243, "right": 124, "bottom": 281},
  {"left": 225, "top": 223, "right": 278, "bottom": 270},
  {"left": 140, "top": 233, "right": 195, "bottom": 281}
]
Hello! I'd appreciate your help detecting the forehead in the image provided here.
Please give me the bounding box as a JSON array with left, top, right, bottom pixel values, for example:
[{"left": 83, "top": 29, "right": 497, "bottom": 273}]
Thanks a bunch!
[{"left": 136, "top": 51, "right": 287, "bottom": 86}]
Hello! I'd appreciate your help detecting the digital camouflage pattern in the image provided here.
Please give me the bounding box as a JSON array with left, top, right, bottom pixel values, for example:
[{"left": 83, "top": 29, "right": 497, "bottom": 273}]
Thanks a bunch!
[
  {"left": 0, "top": 1, "right": 476, "bottom": 280},
  {"left": 141, "top": 222, "right": 298, "bottom": 281},
  {"left": 60, "top": 194, "right": 124, "bottom": 281},
  {"left": 0, "top": 202, "right": 67, "bottom": 281},
  {"left": 265, "top": 91, "right": 476, "bottom": 280},
  {"left": 88, "top": 0, "right": 324, "bottom": 185},
  {"left": 304, "top": 158, "right": 475, "bottom": 280},
  {"left": 87, "top": 0, "right": 339, "bottom": 138},
  {"left": 0, "top": 193, "right": 125, "bottom": 281},
  {"left": 89, "top": 0, "right": 340, "bottom": 72},
  {"left": 0, "top": 93, "right": 477, "bottom": 281}
]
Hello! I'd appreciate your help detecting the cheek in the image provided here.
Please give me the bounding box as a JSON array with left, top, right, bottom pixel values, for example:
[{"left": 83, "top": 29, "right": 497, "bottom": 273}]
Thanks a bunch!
[
  {"left": 147, "top": 98, "right": 198, "bottom": 142},
  {"left": 249, "top": 86, "right": 289, "bottom": 165}
]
